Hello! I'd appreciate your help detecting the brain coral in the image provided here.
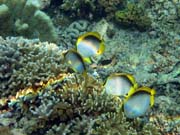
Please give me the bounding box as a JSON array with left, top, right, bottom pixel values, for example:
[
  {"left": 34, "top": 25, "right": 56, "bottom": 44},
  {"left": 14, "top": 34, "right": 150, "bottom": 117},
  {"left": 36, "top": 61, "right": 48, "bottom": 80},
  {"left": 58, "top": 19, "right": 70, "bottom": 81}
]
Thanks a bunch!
[
  {"left": 62, "top": 20, "right": 91, "bottom": 48},
  {"left": 0, "top": 36, "right": 66, "bottom": 98}
]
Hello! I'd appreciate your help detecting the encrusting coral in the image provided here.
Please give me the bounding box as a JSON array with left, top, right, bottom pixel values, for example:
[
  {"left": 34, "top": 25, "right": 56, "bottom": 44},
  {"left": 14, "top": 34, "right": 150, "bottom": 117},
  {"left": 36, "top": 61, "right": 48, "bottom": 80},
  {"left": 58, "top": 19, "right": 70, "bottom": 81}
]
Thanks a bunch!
[
  {"left": 59, "top": 0, "right": 125, "bottom": 20},
  {"left": 115, "top": 1, "right": 152, "bottom": 31},
  {"left": 0, "top": 0, "right": 57, "bottom": 42},
  {"left": 56, "top": 0, "right": 151, "bottom": 30},
  {"left": 97, "top": 0, "right": 125, "bottom": 20}
]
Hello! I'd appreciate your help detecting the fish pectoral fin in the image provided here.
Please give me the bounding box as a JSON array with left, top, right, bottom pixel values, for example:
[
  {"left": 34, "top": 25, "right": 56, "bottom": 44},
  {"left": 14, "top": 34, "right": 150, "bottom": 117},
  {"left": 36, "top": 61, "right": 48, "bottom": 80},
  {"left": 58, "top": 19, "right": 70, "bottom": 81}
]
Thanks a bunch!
[
  {"left": 68, "top": 60, "right": 72, "bottom": 64},
  {"left": 83, "top": 57, "right": 92, "bottom": 64}
]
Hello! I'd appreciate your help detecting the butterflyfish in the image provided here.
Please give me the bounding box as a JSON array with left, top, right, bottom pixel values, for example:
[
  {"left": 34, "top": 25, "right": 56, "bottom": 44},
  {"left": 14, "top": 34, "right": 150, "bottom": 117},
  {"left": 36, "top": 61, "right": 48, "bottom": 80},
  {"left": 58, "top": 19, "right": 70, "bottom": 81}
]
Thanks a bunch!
[
  {"left": 76, "top": 32, "right": 105, "bottom": 63},
  {"left": 64, "top": 49, "right": 86, "bottom": 74},
  {"left": 123, "top": 87, "right": 156, "bottom": 118},
  {"left": 104, "top": 73, "right": 138, "bottom": 98}
]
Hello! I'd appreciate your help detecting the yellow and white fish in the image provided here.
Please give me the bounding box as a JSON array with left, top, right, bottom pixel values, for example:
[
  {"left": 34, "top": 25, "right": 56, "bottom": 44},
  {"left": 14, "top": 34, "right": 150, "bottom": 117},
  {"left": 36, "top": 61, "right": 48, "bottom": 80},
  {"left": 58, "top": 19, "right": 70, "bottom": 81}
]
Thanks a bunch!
[
  {"left": 64, "top": 49, "right": 86, "bottom": 74},
  {"left": 76, "top": 32, "right": 105, "bottom": 63},
  {"left": 104, "top": 73, "right": 138, "bottom": 98},
  {"left": 123, "top": 87, "right": 156, "bottom": 118}
]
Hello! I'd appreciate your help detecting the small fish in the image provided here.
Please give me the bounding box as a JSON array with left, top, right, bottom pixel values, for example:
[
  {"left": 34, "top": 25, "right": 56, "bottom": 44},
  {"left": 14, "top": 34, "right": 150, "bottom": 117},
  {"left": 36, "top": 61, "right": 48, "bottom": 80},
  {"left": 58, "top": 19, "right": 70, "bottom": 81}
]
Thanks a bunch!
[
  {"left": 64, "top": 49, "right": 86, "bottom": 74},
  {"left": 76, "top": 32, "right": 105, "bottom": 63},
  {"left": 104, "top": 73, "right": 138, "bottom": 97},
  {"left": 123, "top": 87, "right": 156, "bottom": 118}
]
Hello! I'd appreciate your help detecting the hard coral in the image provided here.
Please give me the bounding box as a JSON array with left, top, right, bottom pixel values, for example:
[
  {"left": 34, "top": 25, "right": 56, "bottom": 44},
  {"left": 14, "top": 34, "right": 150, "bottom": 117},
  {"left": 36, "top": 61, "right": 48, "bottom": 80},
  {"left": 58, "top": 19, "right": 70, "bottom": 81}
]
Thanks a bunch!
[
  {"left": 0, "top": 126, "right": 13, "bottom": 135},
  {"left": 60, "top": 0, "right": 124, "bottom": 20},
  {"left": 115, "top": 2, "right": 152, "bottom": 31},
  {"left": 60, "top": 0, "right": 98, "bottom": 19},
  {"left": 1, "top": 72, "right": 160, "bottom": 135},
  {"left": 0, "top": 36, "right": 65, "bottom": 98},
  {"left": 0, "top": 0, "right": 57, "bottom": 42},
  {"left": 98, "top": 0, "right": 124, "bottom": 20},
  {"left": 62, "top": 20, "right": 90, "bottom": 47}
]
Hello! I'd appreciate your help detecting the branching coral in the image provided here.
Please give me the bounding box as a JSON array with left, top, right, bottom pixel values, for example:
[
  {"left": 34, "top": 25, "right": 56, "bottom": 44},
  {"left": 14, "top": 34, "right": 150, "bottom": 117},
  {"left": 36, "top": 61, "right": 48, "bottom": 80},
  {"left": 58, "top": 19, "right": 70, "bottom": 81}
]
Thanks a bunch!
[
  {"left": 0, "top": 0, "right": 57, "bottom": 42},
  {"left": 0, "top": 37, "right": 66, "bottom": 98},
  {"left": 0, "top": 72, "right": 160, "bottom": 135},
  {"left": 0, "top": 37, "right": 21, "bottom": 97}
]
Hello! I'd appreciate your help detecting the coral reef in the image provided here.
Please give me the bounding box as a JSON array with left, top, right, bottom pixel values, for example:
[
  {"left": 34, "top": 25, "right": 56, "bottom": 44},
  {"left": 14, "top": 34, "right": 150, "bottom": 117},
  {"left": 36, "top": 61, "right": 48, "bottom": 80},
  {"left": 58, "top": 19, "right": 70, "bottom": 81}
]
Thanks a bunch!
[
  {"left": 0, "top": 72, "right": 160, "bottom": 135},
  {"left": 115, "top": 1, "right": 152, "bottom": 30},
  {"left": 149, "top": 0, "right": 179, "bottom": 24},
  {"left": 97, "top": 0, "right": 124, "bottom": 20},
  {"left": 0, "top": 34, "right": 161, "bottom": 134},
  {"left": 90, "top": 3, "right": 179, "bottom": 133},
  {"left": 39, "top": 0, "right": 51, "bottom": 9},
  {"left": 0, "top": 36, "right": 66, "bottom": 98},
  {"left": 57, "top": 0, "right": 151, "bottom": 30},
  {"left": 59, "top": 20, "right": 91, "bottom": 48},
  {"left": 59, "top": 0, "right": 124, "bottom": 20},
  {"left": 0, "top": 0, "right": 180, "bottom": 134},
  {"left": 0, "top": 126, "right": 12, "bottom": 135},
  {"left": 0, "top": 0, "right": 57, "bottom": 42},
  {"left": 96, "top": 18, "right": 179, "bottom": 86},
  {"left": 149, "top": 0, "right": 180, "bottom": 35}
]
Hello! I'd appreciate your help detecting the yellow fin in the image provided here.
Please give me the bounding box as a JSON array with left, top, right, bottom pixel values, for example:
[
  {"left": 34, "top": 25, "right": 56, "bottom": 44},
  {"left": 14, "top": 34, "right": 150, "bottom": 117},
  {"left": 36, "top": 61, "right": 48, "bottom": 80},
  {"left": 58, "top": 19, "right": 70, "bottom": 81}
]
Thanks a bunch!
[
  {"left": 104, "top": 73, "right": 138, "bottom": 98},
  {"left": 76, "top": 32, "right": 102, "bottom": 47},
  {"left": 83, "top": 57, "right": 92, "bottom": 64},
  {"left": 97, "top": 42, "right": 105, "bottom": 55},
  {"left": 113, "top": 73, "right": 138, "bottom": 97},
  {"left": 133, "top": 87, "right": 156, "bottom": 107}
]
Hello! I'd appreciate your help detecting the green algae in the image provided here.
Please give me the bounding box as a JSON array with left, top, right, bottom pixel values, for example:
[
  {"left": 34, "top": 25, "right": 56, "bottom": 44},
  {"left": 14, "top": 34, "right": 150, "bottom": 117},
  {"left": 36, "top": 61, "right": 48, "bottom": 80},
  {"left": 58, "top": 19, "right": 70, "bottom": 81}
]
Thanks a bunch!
[{"left": 115, "top": 2, "right": 152, "bottom": 31}]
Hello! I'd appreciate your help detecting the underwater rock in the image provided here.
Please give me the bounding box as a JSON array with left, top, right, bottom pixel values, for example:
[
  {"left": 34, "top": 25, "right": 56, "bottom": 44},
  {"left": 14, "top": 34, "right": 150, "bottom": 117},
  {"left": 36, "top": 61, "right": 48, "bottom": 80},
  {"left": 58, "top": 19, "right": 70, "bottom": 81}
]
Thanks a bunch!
[{"left": 91, "top": 19, "right": 113, "bottom": 40}]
